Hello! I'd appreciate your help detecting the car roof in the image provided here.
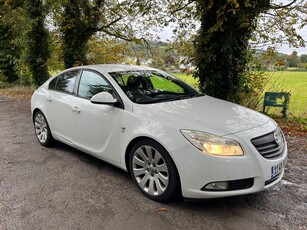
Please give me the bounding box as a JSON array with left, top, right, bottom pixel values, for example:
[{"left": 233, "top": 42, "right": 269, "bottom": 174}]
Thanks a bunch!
[{"left": 68, "top": 64, "right": 156, "bottom": 73}]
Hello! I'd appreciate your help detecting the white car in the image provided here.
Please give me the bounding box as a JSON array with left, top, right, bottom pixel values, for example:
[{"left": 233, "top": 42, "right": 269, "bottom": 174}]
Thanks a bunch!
[{"left": 31, "top": 64, "right": 287, "bottom": 202}]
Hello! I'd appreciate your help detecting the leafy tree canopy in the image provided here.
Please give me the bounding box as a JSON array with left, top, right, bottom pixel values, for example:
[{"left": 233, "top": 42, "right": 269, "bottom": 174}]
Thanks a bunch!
[{"left": 165, "top": 0, "right": 306, "bottom": 101}]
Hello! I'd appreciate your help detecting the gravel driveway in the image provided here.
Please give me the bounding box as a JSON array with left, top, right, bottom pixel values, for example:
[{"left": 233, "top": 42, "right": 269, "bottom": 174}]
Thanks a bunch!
[{"left": 0, "top": 97, "right": 306, "bottom": 230}]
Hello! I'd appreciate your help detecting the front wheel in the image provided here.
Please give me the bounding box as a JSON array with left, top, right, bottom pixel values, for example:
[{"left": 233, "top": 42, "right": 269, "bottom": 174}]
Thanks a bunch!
[
  {"left": 33, "top": 111, "right": 54, "bottom": 147},
  {"left": 129, "top": 140, "right": 180, "bottom": 202}
]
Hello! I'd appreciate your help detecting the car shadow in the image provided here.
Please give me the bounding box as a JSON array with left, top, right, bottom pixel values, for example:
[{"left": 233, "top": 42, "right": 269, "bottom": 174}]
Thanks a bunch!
[
  {"left": 50, "top": 140, "right": 269, "bottom": 210},
  {"left": 51, "top": 140, "right": 131, "bottom": 179}
]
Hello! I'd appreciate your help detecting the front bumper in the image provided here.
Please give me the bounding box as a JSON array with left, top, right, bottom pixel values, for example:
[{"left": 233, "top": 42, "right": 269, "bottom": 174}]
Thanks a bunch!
[{"left": 170, "top": 121, "right": 288, "bottom": 199}]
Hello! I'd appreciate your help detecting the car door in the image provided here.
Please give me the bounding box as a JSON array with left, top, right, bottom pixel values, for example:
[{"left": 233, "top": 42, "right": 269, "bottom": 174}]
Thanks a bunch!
[
  {"left": 46, "top": 70, "right": 79, "bottom": 145},
  {"left": 70, "top": 70, "right": 124, "bottom": 163}
]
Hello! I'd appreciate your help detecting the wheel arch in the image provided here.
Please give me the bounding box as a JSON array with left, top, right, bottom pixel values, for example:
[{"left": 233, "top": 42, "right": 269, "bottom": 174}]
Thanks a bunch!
[
  {"left": 125, "top": 136, "right": 182, "bottom": 200},
  {"left": 32, "top": 108, "right": 55, "bottom": 147},
  {"left": 32, "top": 108, "right": 43, "bottom": 122},
  {"left": 124, "top": 136, "right": 181, "bottom": 183}
]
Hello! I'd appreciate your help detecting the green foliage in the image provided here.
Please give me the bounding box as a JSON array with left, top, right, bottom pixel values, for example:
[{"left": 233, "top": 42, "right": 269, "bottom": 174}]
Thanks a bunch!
[
  {"left": 0, "top": 53, "right": 19, "bottom": 83},
  {"left": 56, "top": 0, "right": 151, "bottom": 68},
  {"left": 150, "top": 58, "right": 165, "bottom": 70},
  {"left": 253, "top": 48, "right": 307, "bottom": 71},
  {"left": 237, "top": 71, "right": 268, "bottom": 110},
  {"left": 0, "top": 1, "right": 24, "bottom": 83},
  {"left": 1, "top": 0, "right": 306, "bottom": 95},
  {"left": 54, "top": 0, "right": 175, "bottom": 68},
  {"left": 26, "top": 0, "right": 50, "bottom": 86},
  {"left": 167, "top": 0, "right": 306, "bottom": 104},
  {"left": 87, "top": 37, "right": 127, "bottom": 64},
  {"left": 172, "top": 73, "right": 198, "bottom": 89},
  {"left": 301, "top": 54, "right": 307, "bottom": 63},
  {"left": 286, "top": 51, "right": 300, "bottom": 67},
  {"left": 58, "top": 0, "right": 103, "bottom": 68},
  {"left": 171, "top": 34, "right": 195, "bottom": 67},
  {"left": 255, "top": 0, "right": 306, "bottom": 48},
  {"left": 194, "top": 0, "right": 270, "bottom": 102}
]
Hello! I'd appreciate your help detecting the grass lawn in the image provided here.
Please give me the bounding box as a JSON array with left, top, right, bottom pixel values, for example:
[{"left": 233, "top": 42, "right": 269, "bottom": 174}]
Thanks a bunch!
[
  {"left": 172, "top": 71, "right": 307, "bottom": 118},
  {"left": 264, "top": 72, "right": 307, "bottom": 118}
]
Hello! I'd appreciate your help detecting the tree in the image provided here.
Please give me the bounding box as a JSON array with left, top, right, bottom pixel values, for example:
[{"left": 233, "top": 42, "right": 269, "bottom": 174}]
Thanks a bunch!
[
  {"left": 300, "top": 54, "right": 307, "bottom": 63},
  {"left": 0, "top": 23, "right": 19, "bottom": 83},
  {"left": 256, "top": 0, "right": 307, "bottom": 48},
  {"left": 166, "top": 0, "right": 306, "bottom": 101},
  {"left": 286, "top": 50, "right": 299, "bottom": 67},
  {"left": 259, "top": 47, "right": 278, "bottom": 71},
  {"left": 165, "top": 56, "right": 175, "bottom": 67},
  {"left": 57, "top": 0, "right": 104, "bottom": 68},
  {"left": 87, "top": 36, "right": 127, "bottom": 64},
  {"left": 55, "top": 0, "right": 164, "bottom": 68},
  {"left": 194, "top": 0, "right": 270, "bottom": 100},
  {"left": 26, "top": 0, "right": 50, "bottom": 86},
  {"left": 0, "top": 0, "right": 24, "bottom": 83}
]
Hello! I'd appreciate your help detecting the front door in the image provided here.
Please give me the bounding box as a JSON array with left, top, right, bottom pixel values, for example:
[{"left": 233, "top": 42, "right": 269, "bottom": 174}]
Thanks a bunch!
[{"left": 71, "top": 70, "right": 124, "bottom": 163}]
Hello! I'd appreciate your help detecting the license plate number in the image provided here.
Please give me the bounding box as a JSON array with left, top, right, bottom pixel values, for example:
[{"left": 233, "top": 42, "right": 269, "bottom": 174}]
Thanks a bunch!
[{"left": 271, "top": 159, "right": 287, "bottom": 178}]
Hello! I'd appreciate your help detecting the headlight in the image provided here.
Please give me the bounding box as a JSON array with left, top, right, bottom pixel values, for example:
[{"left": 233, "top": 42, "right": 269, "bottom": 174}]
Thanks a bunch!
[{"left": 180, "top": 130, "right": 244, "bottom": 156}]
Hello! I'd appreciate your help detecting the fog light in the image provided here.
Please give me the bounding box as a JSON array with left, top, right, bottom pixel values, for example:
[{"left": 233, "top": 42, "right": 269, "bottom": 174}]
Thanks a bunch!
[{"left": 202, "top": 182, "right": 228, "bottom": 191}]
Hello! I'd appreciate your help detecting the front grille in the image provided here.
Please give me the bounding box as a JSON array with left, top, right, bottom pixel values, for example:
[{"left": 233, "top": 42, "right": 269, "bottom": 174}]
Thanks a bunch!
[{"left": 251, "top": 129, "right": 285, "bottom": 159}]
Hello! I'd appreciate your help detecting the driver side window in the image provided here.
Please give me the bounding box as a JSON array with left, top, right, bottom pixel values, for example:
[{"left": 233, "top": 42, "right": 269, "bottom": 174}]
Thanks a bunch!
[{"left": 78, "top": 71, "right": 112, "bottom": 100}]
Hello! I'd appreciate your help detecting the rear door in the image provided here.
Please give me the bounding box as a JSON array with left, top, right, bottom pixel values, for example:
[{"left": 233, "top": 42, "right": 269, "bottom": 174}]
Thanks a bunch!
[{"left": 46, "top": 70, "right": 79, "bottom": 144}]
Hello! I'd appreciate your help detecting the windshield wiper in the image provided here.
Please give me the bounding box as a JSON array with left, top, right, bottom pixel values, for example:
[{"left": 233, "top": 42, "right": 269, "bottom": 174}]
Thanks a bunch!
[
  {"left": 138, "top": 94, "right": 197, "bottom": 104},
  {"left": 192, "top": 93, "right": 205, "bottom": 97},
  {"left": 151, "top": 95, "right": 193, "bottom": 103}
]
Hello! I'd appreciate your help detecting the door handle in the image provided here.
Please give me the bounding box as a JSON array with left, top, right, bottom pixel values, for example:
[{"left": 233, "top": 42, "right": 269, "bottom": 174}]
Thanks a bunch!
[
  {"left": 71, "top": 106, "right": 81, "bottom": 113},
  {"left": 46, "top": 97, "right": 52, "bottom": 102}
]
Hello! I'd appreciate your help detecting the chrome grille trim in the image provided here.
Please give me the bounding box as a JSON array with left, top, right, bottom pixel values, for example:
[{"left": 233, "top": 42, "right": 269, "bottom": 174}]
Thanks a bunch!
[{"left": 251, "top": 129, "right": 285, "bottom": 159}]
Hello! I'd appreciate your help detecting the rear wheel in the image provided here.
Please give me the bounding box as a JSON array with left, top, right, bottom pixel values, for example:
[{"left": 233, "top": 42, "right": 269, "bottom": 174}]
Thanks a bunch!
[
  {"left": 129, "top": 139, "right": 179, "bottom": 202},
  {"left": 33, "top": 111, "right": 54, "bottom": 147}
]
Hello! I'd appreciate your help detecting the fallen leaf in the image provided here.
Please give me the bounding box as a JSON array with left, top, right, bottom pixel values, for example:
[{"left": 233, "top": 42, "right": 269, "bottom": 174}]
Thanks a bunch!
[{"left": 156, "top": 208, "right": 167, "bottom": 212}]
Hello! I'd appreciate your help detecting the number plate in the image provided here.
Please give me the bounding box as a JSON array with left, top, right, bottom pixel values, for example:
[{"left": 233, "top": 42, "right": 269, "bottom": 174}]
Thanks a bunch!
[{"left": 271, "top": 158, "right": 287, "bottom": 178}]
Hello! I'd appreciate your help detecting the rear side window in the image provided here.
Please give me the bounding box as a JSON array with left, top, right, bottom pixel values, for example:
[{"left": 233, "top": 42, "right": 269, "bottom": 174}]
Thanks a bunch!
[
  {"left": 49, "top": 70, "right": 79, "bottom": 94},
  {"left": 49, "top": 78, "right": 57, "bottom": 90}
]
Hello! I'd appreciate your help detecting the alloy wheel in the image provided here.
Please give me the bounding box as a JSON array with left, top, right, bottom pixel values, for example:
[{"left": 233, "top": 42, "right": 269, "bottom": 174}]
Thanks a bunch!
[
  {"left": 34, "top": 113, "right": 48, "bottom": 144},
  {"left": 132, "top": 145, "right": 169, "bottom": 196}
]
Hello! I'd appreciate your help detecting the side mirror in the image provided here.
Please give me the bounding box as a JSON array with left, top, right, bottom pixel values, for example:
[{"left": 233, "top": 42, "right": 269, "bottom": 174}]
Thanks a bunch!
[{"left": 90, "top": 92, "right": 118, "bottom": 105}]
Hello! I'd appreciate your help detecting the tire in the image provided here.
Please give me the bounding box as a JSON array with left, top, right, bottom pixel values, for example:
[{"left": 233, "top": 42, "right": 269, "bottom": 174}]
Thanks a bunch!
[
  {"left": 33, "top": 111, "right": 54, "bottom": 147},
  {"left": 129, "top": 139, "right": 179, "bottom": 202}
]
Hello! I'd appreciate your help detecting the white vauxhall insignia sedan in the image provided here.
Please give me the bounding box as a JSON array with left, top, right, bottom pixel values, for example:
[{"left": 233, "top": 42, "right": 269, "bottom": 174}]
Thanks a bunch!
[{"left": 31, "top": 64, "right": 287, "bottom": 202}]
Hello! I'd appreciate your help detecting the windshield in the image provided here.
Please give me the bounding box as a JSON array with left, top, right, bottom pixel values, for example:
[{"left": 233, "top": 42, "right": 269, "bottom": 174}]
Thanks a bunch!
[{"left": 109, "top": 70, "right": 203, "bottom": 104}]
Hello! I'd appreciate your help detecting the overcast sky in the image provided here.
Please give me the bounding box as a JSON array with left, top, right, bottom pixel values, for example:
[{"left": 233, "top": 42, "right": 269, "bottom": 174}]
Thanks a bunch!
[
  {"left": 158, "top": 20, "right": 307, "bottom": 56},
  {"left": 274, "top": 28, "right": 307, "bottom": 55},
  {"left": 159, "top": 27, "right": 307, "bottom": 55}
]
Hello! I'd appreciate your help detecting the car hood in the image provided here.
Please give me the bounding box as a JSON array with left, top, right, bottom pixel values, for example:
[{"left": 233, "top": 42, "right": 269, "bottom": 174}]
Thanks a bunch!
[{"left": 133, "top": 96, "right": 270, "bottom": 136}]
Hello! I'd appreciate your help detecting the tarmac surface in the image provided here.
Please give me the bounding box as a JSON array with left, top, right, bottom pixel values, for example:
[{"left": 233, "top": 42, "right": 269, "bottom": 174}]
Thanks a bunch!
[{"left": 0, "top": 97, "right": 306, "bottom": 230}]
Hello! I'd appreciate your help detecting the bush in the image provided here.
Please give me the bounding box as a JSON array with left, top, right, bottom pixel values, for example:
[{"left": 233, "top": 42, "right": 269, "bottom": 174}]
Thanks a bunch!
[
  {"left": 275, "top": 66, "right": 287, "bottom": 71},
  {"left": 0, "top": 81, "right": 13, "bottom": 89},
  {"left": 237, "top": 71, "right": 268, "bottom": 110}
]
